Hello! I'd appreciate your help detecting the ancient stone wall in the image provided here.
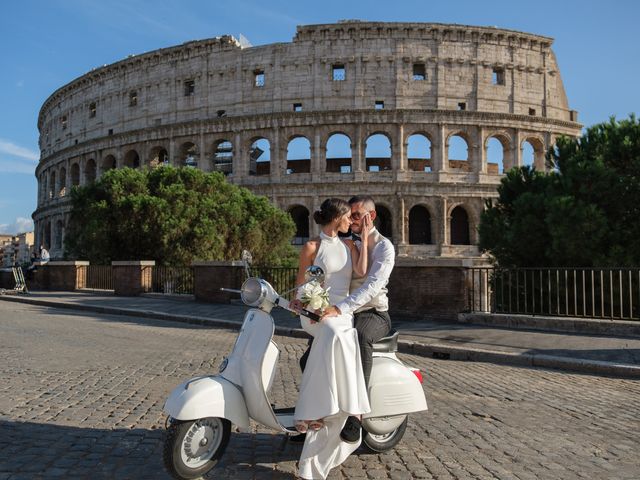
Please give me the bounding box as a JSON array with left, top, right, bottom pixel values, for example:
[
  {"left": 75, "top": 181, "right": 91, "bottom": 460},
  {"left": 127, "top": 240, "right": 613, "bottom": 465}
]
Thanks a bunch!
[{"left": 33, "top": 21, "right": 581, "bottom": 263}]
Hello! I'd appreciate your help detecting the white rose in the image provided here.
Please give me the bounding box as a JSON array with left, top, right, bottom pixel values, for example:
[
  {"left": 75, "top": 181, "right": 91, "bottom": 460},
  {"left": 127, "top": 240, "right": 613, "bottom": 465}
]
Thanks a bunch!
[{"left": 308, "top": 296, "right": 323, "bottom": 310}]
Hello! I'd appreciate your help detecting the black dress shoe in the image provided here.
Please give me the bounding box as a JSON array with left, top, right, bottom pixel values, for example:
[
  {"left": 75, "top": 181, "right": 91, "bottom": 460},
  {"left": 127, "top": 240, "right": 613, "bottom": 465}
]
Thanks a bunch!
[{"left": 340, "top": 416, "right": 361, "bottom": 443}]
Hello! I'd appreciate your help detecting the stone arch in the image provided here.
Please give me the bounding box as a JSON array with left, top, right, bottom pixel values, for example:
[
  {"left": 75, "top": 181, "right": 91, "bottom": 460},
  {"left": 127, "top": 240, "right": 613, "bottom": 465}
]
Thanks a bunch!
[
  {"left": 49, "top": 170, "right": 56, "bottom": 199},
  {"left": 286, "top": 136, "right": 311, "bottom": 174},
  {"left": 212, "top": 139, "right": 233, "bottom": 175},
  {"left": 102, "top": 154, "right": 117, "bottom": 172},
  {"left": 84, "top": 158, "right": 97, "bottom": 183},
  {"left": 148, "top": 146, "right": 169, "bottom": 167},
  {"left": 55, "top": 218, "right": 64, "bottom": 250},
  {"left": 70, "top": 162, "right": 81, "bottom": 186},
  {"left": 447, "top": 131, "right": 470, "bottom": 170},
  {"left": 41, "top": 174, "right": 48, "bottom": 203},
  {"left": 178, "top": 142, "right": 198, "bottom": 168},
  {"left": 58, "top": 167, "right": 67, "bottom": 196},
  {"left": 450, "top": 205, "right": 471, "bottom": 245},
  {"left": 249, "top": 137, "right": 271, "bottom": 176},
  {"left": 408, "top": 204, "right": 432, "bottom": 244},
  {"left": 521, "top": 136, "right": 545, "bottom": 170},
  {"left": 374, "top": 203, "right": 393, "bottom": 240},
  {"left": 44, "top": 221, "right": 52, "bottom": 250},
  {"left": 407, "top": 133, "right": 432, "bottom": 172},
  {"left": 123, "top": 149, "right": 140, "bottom": 169},
  {"left": 325, "top": 132, "right": 352, "bottom": 173},
  {"left": 288, "top": 205, "right": 310, "bottom": 245},
  {"left": 365, "top": 133, "right": 392, "bottom": 172},
  {"left": 485, "top": 132, "right": 511, "bottom": 174}
]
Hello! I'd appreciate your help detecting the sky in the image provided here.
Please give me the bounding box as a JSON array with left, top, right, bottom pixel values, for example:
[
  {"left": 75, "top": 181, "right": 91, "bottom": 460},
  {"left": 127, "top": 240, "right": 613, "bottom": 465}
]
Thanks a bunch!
[{"left": 0, "top": 0, "right": 638, "bottom": 234}]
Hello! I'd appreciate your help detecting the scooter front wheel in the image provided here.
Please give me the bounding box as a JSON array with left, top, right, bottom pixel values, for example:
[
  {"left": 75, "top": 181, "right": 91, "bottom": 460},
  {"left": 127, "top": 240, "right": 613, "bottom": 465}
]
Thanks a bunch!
[
  {"left": 163, "top": 417, "right": 231, "bottom": 480},
  {"left": 362, "top": 416, "right": 408, "bottom": 453}
]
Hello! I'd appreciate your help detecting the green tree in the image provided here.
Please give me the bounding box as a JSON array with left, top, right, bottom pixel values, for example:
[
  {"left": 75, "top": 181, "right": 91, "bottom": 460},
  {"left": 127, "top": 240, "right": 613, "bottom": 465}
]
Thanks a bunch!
[
  {"left": 64, "top": 166, "right": 297, "bottom": 266},
  {"left": 479, "top": 115, "right": 640, "bottom": 267}
]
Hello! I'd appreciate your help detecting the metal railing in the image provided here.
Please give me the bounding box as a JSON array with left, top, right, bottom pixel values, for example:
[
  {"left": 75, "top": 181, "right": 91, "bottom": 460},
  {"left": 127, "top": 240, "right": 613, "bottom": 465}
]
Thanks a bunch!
[
  {"left": 148, "top": 266, "right": 194, "bottom": 295},
  {"left": 250, "top": 266, "right": 298, "bottom": 300},
  {"left": 85, "top": 265, "right": 114, "bottom": 290},
  {"left": 468, "top": 267, "right": 640, "bottom": 321}
]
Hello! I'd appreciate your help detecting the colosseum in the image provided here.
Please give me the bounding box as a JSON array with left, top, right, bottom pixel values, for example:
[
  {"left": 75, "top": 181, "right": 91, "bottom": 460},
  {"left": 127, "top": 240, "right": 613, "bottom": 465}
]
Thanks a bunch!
[{"left": 34, "top": 20, "right": 581, "bottom": 264}]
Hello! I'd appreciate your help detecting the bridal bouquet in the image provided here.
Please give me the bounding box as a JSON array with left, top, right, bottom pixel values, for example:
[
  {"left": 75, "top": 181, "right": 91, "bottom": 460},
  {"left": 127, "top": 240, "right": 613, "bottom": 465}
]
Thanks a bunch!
[{"left": 299, "top": 281, "right": 331, "bottom": 313}]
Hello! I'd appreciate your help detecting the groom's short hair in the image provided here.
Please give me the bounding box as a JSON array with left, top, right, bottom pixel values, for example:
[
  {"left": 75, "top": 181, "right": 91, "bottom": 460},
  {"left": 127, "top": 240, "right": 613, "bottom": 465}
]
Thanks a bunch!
[{"left": 349, "top": 195, "right": 376, "bottom": 211}]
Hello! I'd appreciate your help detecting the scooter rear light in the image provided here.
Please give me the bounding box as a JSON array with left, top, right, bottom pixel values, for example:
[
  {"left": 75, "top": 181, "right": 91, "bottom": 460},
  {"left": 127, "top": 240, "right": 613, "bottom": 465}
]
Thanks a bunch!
[{"left": 411, "top": 368, "right": 424, "bottom": 383}]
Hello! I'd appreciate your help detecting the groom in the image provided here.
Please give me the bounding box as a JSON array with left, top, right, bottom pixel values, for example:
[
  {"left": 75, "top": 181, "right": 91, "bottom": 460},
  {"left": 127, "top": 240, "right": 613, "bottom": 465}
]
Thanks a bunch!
[{"left": 321, "top": 194, "right": 395, "bottom": 442}]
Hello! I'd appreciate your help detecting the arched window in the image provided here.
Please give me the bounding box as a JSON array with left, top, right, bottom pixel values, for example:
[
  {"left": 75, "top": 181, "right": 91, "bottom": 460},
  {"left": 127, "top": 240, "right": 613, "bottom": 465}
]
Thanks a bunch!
[
  {"left": 326, "top": 133, "right": 352, "bottom": 173},
  {"left": 486, "top": 137, "right": 506, "bottom": 174},
  {"left": 49, "top": 171, "right": 56, "bottom": 199},
  {"left": 288, "top": 205, "right": 310, "bottom": 245},
  {"left": 286, "top": 137, "right": 311, "bottom": 174},
  {"left": 365, "top": 134, "right": 391, "bottom": 172},
  {"left": 249, "top": 138, "right": 270, "bottom": 176},
  {"left": 85, "top": 159, "right": 97, "bottom": 183},
  {"left": 409, "top": 206, "right": 432, "bottom": 244},
  {"left": 178, "top": 142, "right": 198, "bottom": 168},
  {"left": 212, "top": 140, "right": 233, "bottom": 175},
  {"left": 55, "top": 219, "right": 64, "bottom": 250},
  {"left": 58, "top": 167, "right": 67, "bottom": 196},
  {"left": 374, "top": 205, "right": 393, "bottom": 240},
  {"left": 41, "top": 175, "right": 48, "bottom": 203},
  {"left": 450, "top": 206, "right": 470, "bottom": 245},
  {"left": 522, "top": 138, "right": 545, "bottom": 170},
  {"left": 70, "top": 163, "right": 80, "bottom": 186},
  {"left": 448, "top": 134, "right": 469, "bottom": 171},
  {"left": 44, "top": 222, "right": 51, "bottom": 250},
  {"left": 407, "top": 134, "right": 432, "bottom": 172},
  {"left": 102, "top": 155, "right": 116, "bottom": 172},
  {"left": 148, "top": 147, "right": 168, "bottom": 167},
  {"left": 124, "top": 150, "right": 140, "bottom": 169}
]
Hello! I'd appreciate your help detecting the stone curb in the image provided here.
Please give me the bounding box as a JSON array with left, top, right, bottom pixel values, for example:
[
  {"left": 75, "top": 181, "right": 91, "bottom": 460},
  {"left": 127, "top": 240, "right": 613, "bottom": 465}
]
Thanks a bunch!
[{"left": 2, "top": 294, "right": 640, "bottom": 379}]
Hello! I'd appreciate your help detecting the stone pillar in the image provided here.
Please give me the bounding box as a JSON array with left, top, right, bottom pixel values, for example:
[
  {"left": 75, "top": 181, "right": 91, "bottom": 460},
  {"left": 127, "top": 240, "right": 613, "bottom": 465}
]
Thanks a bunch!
[
  {"left": 312, "top": 130, "right": 324, "bottom": 176},
  {"left": 432, "top": 124, "right": 447, "bottom": 172},
  {"left": 272, "top": 126, "right": 282, "bottom": 181},
  {"left": 112, "top": 261, "right": 155, "bottom": 296},
  {"left": 474, "top": 126, "right": 486, "bottom": 174},
  {"left": 193, "top": 261, "right": 245, "bottom": 303},
  {"left": 398, "top": 196, "right": 407, "bottom": 245},
  {"left": 168, "top": 137, "right": 176, "bottom": 167},
  {"left": 395, "top": 124, "right": 406, "bottom": 172},
  {"left": 199, "top": 131, "right": 207, "bottom": 172},
  {"left": 439, "top": 197, "right": 449, "bottom": 255},
  {"left": 234, "top": 132, "right": 244, "bottom": 178},
  {"left": 353, "top": 124, "right": 364, "bottom": 173},
  {"left": 44, "top": 261, "right": 89, "bottom": 291}
]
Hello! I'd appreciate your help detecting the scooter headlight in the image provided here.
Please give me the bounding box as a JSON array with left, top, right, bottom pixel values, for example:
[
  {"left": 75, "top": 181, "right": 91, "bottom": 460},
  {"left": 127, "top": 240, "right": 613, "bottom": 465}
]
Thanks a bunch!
[{"left": 241, "top": 277, "right": 276, "bottom": 307}]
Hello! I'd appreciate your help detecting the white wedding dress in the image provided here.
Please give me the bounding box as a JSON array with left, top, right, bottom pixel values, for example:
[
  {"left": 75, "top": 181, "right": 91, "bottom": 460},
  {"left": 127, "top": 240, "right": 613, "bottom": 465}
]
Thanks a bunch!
[{"left": 295, "top": 232, "right": 371, "bottom": 480}]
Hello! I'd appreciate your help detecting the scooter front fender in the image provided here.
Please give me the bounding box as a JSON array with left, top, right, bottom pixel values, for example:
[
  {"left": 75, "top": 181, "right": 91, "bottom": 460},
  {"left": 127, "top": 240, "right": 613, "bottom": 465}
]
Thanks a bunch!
[{"left": 163, "top": 375, "right": 250, "bottom": 429}]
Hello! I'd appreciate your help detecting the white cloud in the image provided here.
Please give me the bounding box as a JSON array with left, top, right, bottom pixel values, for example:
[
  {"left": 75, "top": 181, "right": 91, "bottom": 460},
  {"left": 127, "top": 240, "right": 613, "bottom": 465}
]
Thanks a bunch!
[
  {"left": 0, "top": 138, "right": 39, "bottom": 174},
  {"left": 0, "top": 217, "right": 34, "bottom": 235},
  {"left": 0, "top": 139, "right": 39, "bottom": 161}
]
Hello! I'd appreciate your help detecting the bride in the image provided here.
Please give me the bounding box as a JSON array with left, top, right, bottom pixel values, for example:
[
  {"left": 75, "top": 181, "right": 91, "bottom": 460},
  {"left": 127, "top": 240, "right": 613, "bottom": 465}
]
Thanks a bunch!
[{"left": 290, "top": 197, "right": 372, "bottom": 480}]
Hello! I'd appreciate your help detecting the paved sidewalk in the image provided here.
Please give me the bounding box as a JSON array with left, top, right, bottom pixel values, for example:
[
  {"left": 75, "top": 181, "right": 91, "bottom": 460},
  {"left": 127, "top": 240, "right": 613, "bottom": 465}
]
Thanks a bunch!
[{"left": 1, "top": 290, "right": 640, "bottom": 378}]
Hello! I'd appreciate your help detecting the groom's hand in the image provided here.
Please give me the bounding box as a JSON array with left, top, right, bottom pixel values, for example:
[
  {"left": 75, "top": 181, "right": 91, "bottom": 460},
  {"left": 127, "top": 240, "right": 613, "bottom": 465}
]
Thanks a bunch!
[{"left": 321, "top": 305, "right": 341, "bottom": 320}]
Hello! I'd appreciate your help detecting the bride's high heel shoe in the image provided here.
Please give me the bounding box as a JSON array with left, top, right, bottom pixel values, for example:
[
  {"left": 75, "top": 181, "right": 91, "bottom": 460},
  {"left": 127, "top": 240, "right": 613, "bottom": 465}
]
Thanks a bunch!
[{"left": 295, "top": 420, "right": 309, "bottom": 433}]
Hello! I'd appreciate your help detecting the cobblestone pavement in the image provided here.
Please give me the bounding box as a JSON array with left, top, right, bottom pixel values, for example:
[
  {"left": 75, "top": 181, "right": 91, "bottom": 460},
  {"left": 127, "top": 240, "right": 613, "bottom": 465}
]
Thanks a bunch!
[{"left": 0, "top": 301, "right": 639, "bottom": 480}]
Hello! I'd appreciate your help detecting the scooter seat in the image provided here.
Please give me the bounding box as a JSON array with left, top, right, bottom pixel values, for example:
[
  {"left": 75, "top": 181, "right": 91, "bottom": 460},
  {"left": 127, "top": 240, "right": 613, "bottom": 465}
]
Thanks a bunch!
[{"left": 372, "top": 330, "right": 399, "bottom": 353}]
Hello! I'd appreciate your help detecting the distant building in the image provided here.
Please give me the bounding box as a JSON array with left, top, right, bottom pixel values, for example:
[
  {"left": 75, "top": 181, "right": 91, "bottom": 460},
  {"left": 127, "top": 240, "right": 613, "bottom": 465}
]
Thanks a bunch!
[{"left": 1, "top": 232, "right": 35, "bottom": 267}]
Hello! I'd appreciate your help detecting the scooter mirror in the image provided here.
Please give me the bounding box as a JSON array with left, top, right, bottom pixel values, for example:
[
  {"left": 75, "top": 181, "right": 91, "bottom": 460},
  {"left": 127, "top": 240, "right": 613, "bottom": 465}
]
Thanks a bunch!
[{"left": 304, "top": 265, "right": 325, "bottom": 284}]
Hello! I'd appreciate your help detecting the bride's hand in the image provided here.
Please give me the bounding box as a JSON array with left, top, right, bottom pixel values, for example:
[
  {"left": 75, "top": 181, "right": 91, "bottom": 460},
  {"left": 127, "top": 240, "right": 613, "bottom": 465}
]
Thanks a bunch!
[
  {"left": 289, "top": 299, "right": 303, "bottom": 314},
  {"left": 361, "top": 212, "right": 373, "bottom": 239}
]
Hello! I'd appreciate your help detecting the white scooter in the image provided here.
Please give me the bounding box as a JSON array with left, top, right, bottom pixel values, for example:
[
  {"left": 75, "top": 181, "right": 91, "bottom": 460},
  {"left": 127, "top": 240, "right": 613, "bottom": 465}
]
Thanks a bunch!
[{"left": 162, "top": 262, "right": 428, "bottom": 480}]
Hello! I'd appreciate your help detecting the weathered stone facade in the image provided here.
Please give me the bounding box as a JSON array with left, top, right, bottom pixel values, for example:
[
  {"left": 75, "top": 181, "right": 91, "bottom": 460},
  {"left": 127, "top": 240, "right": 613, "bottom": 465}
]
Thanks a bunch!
[{"left": 33, "top": 21, "right": 581, "bottom": 263}]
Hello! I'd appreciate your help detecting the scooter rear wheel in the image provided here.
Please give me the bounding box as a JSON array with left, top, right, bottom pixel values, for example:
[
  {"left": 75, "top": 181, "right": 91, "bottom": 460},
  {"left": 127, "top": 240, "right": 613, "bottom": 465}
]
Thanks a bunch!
[
  {"left": 362, "top": 416, "right": 408, "bottom": 453},
  {"left": 163, "top": 417, "right": 231, "bottom": 480}
]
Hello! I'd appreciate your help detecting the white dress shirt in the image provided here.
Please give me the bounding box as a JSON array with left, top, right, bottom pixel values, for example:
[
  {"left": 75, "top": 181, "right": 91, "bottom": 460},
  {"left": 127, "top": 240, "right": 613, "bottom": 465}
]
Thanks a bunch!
[{"left": 335, "top": 227, "right": 395, "bottom": 316}]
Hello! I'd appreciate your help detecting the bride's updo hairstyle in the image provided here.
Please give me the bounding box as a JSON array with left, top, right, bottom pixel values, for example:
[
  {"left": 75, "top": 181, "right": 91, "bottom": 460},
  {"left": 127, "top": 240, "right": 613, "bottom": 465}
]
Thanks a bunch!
[{"left": 313, "top": 198, "right": 350, "bottom": 226}]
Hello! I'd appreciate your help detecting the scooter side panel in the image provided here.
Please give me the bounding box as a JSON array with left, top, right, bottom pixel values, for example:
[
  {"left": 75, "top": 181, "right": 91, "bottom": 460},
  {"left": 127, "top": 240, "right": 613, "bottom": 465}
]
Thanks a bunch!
[
  {"left": 364, "top": 356, "right": 428, "bottom": 419},
  {"left": 163, "top": 375, "right": 250, "bottom": 429}
]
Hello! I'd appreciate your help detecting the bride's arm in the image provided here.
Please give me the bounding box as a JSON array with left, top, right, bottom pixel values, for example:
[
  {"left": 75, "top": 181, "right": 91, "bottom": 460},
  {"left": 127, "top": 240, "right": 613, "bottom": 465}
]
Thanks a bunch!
[
  {"left": 345, "top": 239, "right": 367, "bottom": 278},
  {"left": 290, "top": 239, "right": 318, "bottom": 312}
]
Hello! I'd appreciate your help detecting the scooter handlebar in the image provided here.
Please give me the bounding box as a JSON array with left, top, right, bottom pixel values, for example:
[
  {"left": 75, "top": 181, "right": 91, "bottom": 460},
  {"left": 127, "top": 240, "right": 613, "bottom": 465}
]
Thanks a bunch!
[{"left": 276, "top": 297, "right": 322, "bottom": 322}]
